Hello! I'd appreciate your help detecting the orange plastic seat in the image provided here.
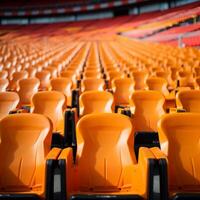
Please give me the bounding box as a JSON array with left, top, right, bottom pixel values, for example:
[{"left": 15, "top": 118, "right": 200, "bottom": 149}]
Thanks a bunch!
[
  {"left": 60, "top": 71, "right": 76, "bottom": 80},
  {"left": 132, "top": 71, "right": 148, "bottom": 90},
  {"left": 156, "top": 113, "right": 200, "bottom": 199},
  {"left": 81, "top": 78, "right": 105, "bottom": 92},
  {"left": 18, "top": 78, "right": 40, "bottom": 106},
  {"left": 195, "top": 76, "right": 200, "bottom": 89},
  {"left": 46, "top": 67, "right": 58, "bottom": 78},
  {"left": 146, "top": 77, "right": 169, "bottom": 96},
  {"left": 9, "top": 71, "right": 28, "bottom": 91},
  {"left": 5, "top": 67, "right": 15, "bottom": 80},
  {"left": 79, "top": 91, "right": 113, "bottom": 116},
  {"left": 112, "top": 78, "right": 134, "bottom": 106},
  {"left": 178, "top": 71, "right": 194, "bottom": 88},
  {"left": 36, "top": 70, "right": 51, "bottom": 90},
  {"left": 58, "top": 113, "right": 158, "bottom": 200},
  {"left": 50, "top": 77, "right": 72, "bottom": 97},
  {"left": 0, "top": 78, "right": 8, "bottom": 92},
  {"left": 108, "top": 71, "right": 124, "bottom": 81},
  {"left": 0, "top": 70, "right": 8, "bottom": 79},
  {"left": 83, "top": 71, "right": 102, "bottom": 79},
  {"left": 170, "top": 67, "right": 179, "bottom": 82},
  {"left": 0, "top": 92, "right": 19, "bottom": 120},
  {"left": 176, "top": 90, "right": 200, "bottom": 112},
  {"left": 0, "top": 113, "right": 61, "bottom": 199},
  {"left": 26, "top": 67, "right": 37, "bottom": 78},
  {"left": 194, "top": 67, "right": 200, "bottom": 77},
  {"left": 130, "top": 90, "right": 165, "bottom": 132},
  {"left": 50, "top": 77, "right": 72, "bottom": 106},
  {"left": 32, "top": 91, "right": 65, "bottom": 132}
]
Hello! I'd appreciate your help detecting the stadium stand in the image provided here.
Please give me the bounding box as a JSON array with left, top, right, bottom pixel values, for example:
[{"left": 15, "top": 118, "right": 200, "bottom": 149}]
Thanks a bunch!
[{"left": 1, "top": 0, "right": 200, "bottom": 200}]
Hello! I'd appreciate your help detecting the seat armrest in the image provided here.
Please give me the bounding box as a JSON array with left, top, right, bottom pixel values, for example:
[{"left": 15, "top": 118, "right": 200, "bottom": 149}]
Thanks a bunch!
[
  {"left": 58, "top": 147, "right": 73, "bottom": 160},
  {"left": 58, "top": 148, "right": 75, "bottom": 200},
  {"left": 168, "top": 108, "right": 186, "bottom": 113},
  {"left": 150, "top": 147, "right": 169, "bottom": 200},
  {"left": 150, "top": 147, "right": 167, "bottom": 160},
  {"left": 106, "top": 88, "right": 113, "bottom": 93},
  {"left": 46, "top": 147, "right": 62, "bottom": 160},
  {"left": 21, "top": 105, "right": 31, "bottom": 112},
  {"left": 45, "top": 147, "right": 62, "bottom": 200},
  {"left": 132, "top": 147, "right": 158, "bottom": 199},
  {"left": 51, "top": 132, "right": 64, "bottom": 148},
  {"left": 9, "top": 108, "right": 28, "bottom": 114},
  {"left": 71, "top": 107, "right": 78, "bottom": 124},
  {"left": 115, "top": 105, "right": 126, "bottom": 113}
]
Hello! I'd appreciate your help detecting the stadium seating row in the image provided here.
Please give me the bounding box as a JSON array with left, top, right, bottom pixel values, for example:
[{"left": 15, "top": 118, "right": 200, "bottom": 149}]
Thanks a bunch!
[{"left": 1, "top": 3, "right": 200, "bottom": 199}]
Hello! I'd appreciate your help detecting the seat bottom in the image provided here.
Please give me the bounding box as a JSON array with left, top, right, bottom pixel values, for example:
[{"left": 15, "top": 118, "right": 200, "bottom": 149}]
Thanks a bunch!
[
  {"left": 0, "top": 194, "right": 40, "bottom": 199},
  {"left": 172, "top": 193, "right": 200, "bottom": 200},
  {"left": 71, "top": 194, "right": 143, "bottom": 200}
]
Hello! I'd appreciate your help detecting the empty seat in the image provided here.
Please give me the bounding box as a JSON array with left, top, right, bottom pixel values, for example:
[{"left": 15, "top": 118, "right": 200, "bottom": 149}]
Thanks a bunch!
[
  {"left": 156, "top": 113, "right": 200, "bottom": 199},
  {"left": 131, "top": 71, "right": 148, "bottom": 90},
  {"left": 176, "top": 90, "right": 200, "bottom": 112},
  {"left": 0, "top": 78, "right": 8, "bottom": 92},
  {"left": 195, "top": 76, "right": 200, "bottom": 89},
  {"left": 178, "top": 71, "right": 194, "bottom": 88},
  {"left": 81, "top": 78, "right": 105, "bottom": 92},
  {"left": 36, "top": 70, "right": 51, "bottom": 90},
  {"left": 0, "top": 113, "right": 60, "bottom": 199},
  {"left": 0, "top": 70, "right": 8, "bottom": 79},
  {"left": 83, "top": 71, "right": 102, "bottom": 79},
  {"left": 50, "top": 77, "right": 72, "bottom": 97},
  {"left": 130, "top": 90, "right": 165, "bottom": 132},
  {"left": 112, "top": 78, "right": 134, "bottom": 106},
  {"left": 79, "top": 91, "right": 113, "bottom": 116},
  {"left": 50, "top": 77, "right": 72, "bottom": 106},
  {"left": 108, "top": 71, "right": 124, "bottom": 81},
  {"left": 9, "top": 71, "right": 28, "bottom": 91},
  {"left": 46, "top": 66, "right": 58, "bottom": 78},
  {"left": 18, "top": 78, "right": 40, "bottom": 106},
  {"left": 58, "top": 113, "right": 158, "bottom": 200},
  {"left": 0, "top": 92, "right": 19, "bottom": 120},
  {"left": 26, "top": 67, "right": 37, "bottom": 78},
  {"left": 32, "top": 91, "right": 65, "bottom": 132},
  {"left": 146, "top": 77, "right": 169, "bottom": 96}
]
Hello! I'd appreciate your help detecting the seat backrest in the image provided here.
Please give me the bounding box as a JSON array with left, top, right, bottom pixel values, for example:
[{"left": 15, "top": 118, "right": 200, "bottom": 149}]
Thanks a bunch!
[
  {"left": 195, "top": 76, "right": 200, "bottom": 89},
  {"left": 130, "top": 90, "right": 165, "bottom": 131},
  {"left": 108, "top": 71, "right": 124, "bottom": 81},
  {"left": 131, "top": 71, "right": 148, "bottom": 90},
  {"left": 155, "top": 71, "right": 170, "bottom": 80},
  {"left": 194, "top": 67, "right": 200, "bottom": 77},
  {"left": 146, "top": 77, "right": 169, "bottom": 96},
  {"left": 46, "top": 67, "right": 58, "bottom": 79},
  {"left": 0, "top": 70, "right": 8, "bottom": 79},
  {"left": 35, "top": 70, "right": 51, "bottom": 90},
  {"left": 176, "top": 90, "right": 200, "bottom": 112},
  {"left": 26, "top": 67, "right": 37, "bottom": 78},
  {"left": 112, "top": 78, "right": 134, "bottom": 105},
  {"left": 0, "top": 92, "right": 19, "bottom": 120},
  {"left": 5, "top": 67, "right": 15, "bottom": 80},
  {"left": 9, "top": 71, "right": 28, "bottom": 90},
  {"left": 170, "top": 67, "right": 179, "bottom": 81},
  {"left": 76, "top": 113, "right": 135, "bottom": 192},
  {"left": 79, "top": 91, "right": 113, "bottom": 116},
  {"left": 50, "top": 77, "right": 72, "bottom": 97},
  {"left": 82, "top": 78, "right": 105, "bottom": 92},
  {"left": 32, "top": 91, "right": 65, "bottom": 132},
  {"left": 158, "top": 113, "right": 200, "bottom": 190},
  {"left": 0, "top": 78, "right": 8, "bottom": 92},
  {"left": 83, "top": 71, "right": 101, "bottom": 79},
  {"left": 0, "top": 113, "right": 52, "bottom": 192},
  {"left": 18, "top": 78, "right": 40, "bottom": 105}
]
